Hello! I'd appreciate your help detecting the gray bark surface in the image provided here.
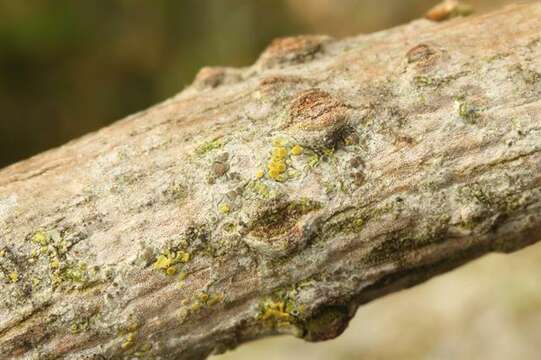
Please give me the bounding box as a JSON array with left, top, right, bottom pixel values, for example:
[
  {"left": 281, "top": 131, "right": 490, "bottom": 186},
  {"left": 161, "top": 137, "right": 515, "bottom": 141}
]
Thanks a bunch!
[{"left": 0, "top": 3, "right": 540, "bottom": 359}]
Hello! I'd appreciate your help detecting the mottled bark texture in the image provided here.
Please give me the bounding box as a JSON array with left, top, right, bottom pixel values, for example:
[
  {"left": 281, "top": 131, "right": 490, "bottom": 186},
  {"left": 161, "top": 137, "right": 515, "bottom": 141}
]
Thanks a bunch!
[{"left": 1, "top": 3, "right": 541, "bottom": 359}]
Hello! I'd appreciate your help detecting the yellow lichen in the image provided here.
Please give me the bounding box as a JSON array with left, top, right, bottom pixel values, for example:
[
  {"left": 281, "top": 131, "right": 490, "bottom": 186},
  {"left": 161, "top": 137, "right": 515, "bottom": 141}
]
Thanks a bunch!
[
  {"left": 154, "top": 249, "right": 191, "bottom": 275},
  {"left": 268, "top": 158, "right": 287, "bottom": 181},
  {"left": 268, "top": 160, "right": 286, "bottom": 173},
  {"left": 178, "top": 271, "right": 187, "bottom": 281},
  {"left": 197, "top": 291, "right": 209, "bottom": 303},
  {"left": 290, "top": 144, "right": 303, "bottom": 156},
  {"left": 272, "top": 138, "right": 287, "bottom": 147},
  {"left": 154, "top": 255, "right": 172, "bottom": 270},
  {"left": 190, "top": 301, "right": 202, "bottom": 312},
  {"left": 8, "top": 271, "right": 19, "bottom": 283},
  {"left": 323, "top": 147, "right": 335, "bottom": 157},
  {"left": 32, "top": 231, "right": 49, "bottom": 246},
  {"left": 0, "top": 250, "right": 5, "bottom": 257},
  {"left": 178, "top": 251, "right": 190, "bottom": 263},
  {"left": 259, "top": 300, "right": 291, "bottom": 322},
  {"left": 50, "top": 258, "right": 60, "bottom": 269},
  {"left": 121, "top": 332, "right": 136, "bottom": 350},
  {"left": 255, "top": 169, "right": 265, "bottom": 179},
  {"left": 218, "top": 203, "right": 231, "bottom": 214},
  {"left": 272, "top": 146, "right": 288, "bottom": 160},
  {"left": 207, "top": 293, "right": 224, "bottom": 306}
]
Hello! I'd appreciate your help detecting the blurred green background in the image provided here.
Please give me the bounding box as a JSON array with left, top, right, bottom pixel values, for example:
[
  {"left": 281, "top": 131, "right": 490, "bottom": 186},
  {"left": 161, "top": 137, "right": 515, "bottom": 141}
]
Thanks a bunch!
[
  {"left": 0, "top": 0, "right": 518, "bottom": 168},
  {"left": 2, "top": 2, "right": 540, "bottom": 359}
]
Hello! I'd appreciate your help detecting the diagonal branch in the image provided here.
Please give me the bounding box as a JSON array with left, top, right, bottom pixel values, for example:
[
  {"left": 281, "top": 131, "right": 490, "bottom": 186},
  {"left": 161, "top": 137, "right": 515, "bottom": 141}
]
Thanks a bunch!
[{"left": 0, "top": 3, "right": 540, "bottom": 359}]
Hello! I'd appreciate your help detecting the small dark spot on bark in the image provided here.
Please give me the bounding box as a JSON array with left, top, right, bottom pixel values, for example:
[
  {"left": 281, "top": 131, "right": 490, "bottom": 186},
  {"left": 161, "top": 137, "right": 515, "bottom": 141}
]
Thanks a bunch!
[
  {"left": 212, "top": 162, "right": 229, "bottom": 178},
  {"left": 350, "top": 172, "right": 365, "bottom": 186},
  {"left": 349, "top": 156, "right": 365, "bottom": 169},
  {"left": 303, "top": 305, "right": 350, "bottom": 342}
]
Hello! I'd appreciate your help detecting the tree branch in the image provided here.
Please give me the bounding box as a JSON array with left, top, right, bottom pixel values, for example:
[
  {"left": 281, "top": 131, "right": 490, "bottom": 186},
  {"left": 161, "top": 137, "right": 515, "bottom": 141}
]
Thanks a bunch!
[{"left": 0, "top": 3, "right": 540, "bottom": 359}]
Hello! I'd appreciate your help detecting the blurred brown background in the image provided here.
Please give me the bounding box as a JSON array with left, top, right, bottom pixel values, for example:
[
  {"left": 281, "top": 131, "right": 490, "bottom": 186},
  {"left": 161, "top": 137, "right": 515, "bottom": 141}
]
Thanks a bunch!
[
  {"left": 2, "top": 1, "right": 540, "bottom": 359},
  {"left": 0, "top": 0, "right": 519, "bottom": 169}
]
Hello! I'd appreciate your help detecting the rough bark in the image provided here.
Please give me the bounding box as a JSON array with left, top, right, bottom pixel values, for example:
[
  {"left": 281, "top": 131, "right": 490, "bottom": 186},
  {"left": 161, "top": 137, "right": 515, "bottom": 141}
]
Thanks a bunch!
[{"left": 0, "top": 3, "right": 540, "bottom": 359}]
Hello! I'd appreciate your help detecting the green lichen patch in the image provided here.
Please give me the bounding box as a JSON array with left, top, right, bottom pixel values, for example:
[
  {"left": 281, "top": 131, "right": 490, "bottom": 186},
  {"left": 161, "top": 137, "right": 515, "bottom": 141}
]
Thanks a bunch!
[
  {"left": 195, "top": 137, "right": 225, "bottom": 156},
  {"left": 47, "top": 260, "right": 98, "bottom": 290},
  {"left": 246, "top": 180, "right": 274, "bottom": 200},
  {"left": 27, "top": 229, "right": 99, "bottom": 290},
  {"left": 413, "top": 71, "right": 469, "bottom": 89},
  {"left": 176, "top": 291, "right": 225, "bottom": 323},
  {"left": 121, "top": 332, "right": 137, "bottom": 350},
  {"left": 455, "top": 181, "right": 530, "bottom": 234},
  {"left": 324, "top": 212, "right": 366, "bottom": 236},
  {"left": 456, "top": 96, "right": 480, "bottom": 124},
  {"left": 165, "top": 182, "right": 189, "bottom": 203},
  {"left": 70, "top": 319, "right": 91, "bottom": 334},
  {"left": 0, "top": 247, "right": 21, "bottom": 284},
  {"left": 32, "top": 230, "right": 50, "bottom": 246}
]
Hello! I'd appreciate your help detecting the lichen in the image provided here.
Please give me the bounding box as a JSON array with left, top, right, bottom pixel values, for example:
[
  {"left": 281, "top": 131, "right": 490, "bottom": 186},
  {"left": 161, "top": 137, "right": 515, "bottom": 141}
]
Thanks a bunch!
[
  {"left": 263, "top": 139, "right": 307, "bottom": 182},
  {"left": 218, "top": 203, "right": 231, "bottom": 215},
  {"left": 154, "top": 249, "right": 191, "bottom": 276},
  {"left": 121, "top": 332, "right": 137, "bottom": 350},
  {"left": 246, "top": 180, "right": 273, "bottom": 199},
  {"left": 195, "top": 137, "right": 224, "bottom": 156},
  {"left": 26, "top": 229, "right": 98, "bottom": 290},
  {"left": 290, "top": 144, "right": 303, "bottom": 156},
  {"left": 8, "top": 271, "right": 19, "bottom": 283},
  {"left": 255, "top": 169, "right": 265, "bottom": 179},
  {"left": 258, "top": 300, "right": 292, "bottom": 322},
  {"left": 32, "top": 230, "right": 50, "bottom": 246},
  {"left": 268, "top": 143, "right": 289, "bottom": 181},
  {"left": 257, "top": 287, "right": 305, "bottom": 329},
  {"left": 456, "top": 96, "right": 480, "bottom": 124}
]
